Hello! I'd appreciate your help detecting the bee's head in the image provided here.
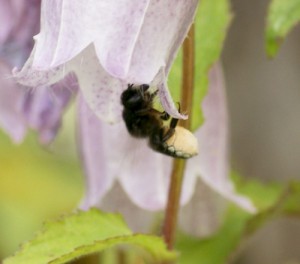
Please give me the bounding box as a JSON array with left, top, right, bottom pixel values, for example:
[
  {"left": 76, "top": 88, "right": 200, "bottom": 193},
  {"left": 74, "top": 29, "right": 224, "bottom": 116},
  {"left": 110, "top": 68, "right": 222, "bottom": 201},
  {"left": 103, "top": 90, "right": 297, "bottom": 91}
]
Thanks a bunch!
[{"left": 121, "top": 84, "right": 150, "bottom": 109}]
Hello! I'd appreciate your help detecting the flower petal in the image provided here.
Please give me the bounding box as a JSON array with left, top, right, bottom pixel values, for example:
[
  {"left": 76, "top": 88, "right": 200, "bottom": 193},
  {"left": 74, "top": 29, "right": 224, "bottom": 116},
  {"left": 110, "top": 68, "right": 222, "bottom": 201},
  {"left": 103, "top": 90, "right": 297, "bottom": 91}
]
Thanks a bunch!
[
  {"left": 21, "top": 73, "right": 78, "bottom": 144},
  {"left": 0, "top": 0, "right": 14, "bottom": 44},
  {"left": 31, "top": 0, "right": 64, "bottom": 68},
  {"left": 0, "top": 61, "right": 26, "bottom": 143},
  {"left": 93, "top": 0, "right": 151, "bottom": 79},
  {"left": 187, "top": 64, "right": 256, "bottom": 213},
  {"left": 33, "top": 0, "right": 150, "bottom": 73},
  {"left": 127, "top": 0, "right": 199, "bottom": 83},
  {"left": 117, "top": 137, "right": 173, "bottom": 211},
  {"left": 0, "top": 0, "right": 40, "bottom": 67},
  {"left": 154, "top": 68, "right": 188, "bottom": 119},
  {"left": 32, "top": 0, "right": 198, "bottom": 80},
  {"left": 13, "top": 45, "right": 66, "bottom": 87},
  {"left": 100, "top": 182, "right": 156, "bottom": 232},
  {"left": 78, "top": 96, "right": 120, "bottom": 210},
  {"left": 15, "top": 44, "right": 124, "bottom": 123},
  {"left": 15, "top": 0, "right": 199, "bottom": 122},
  {"left": 10, "top": 0, "right": 41, "bottom": 51},
  {"left": 179, "top": 180, "right": 223, "bottom": 237},
  {"left": 71, "top": 45, "right": 124, "bottom": 123}
]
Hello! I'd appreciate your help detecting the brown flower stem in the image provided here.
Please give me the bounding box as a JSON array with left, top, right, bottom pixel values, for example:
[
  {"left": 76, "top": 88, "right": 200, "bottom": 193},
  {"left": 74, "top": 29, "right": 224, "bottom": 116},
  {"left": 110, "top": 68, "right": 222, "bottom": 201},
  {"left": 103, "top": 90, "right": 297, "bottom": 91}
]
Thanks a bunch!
[
  {"left": 162, "top": 23, "right": 195, "bottom": 253},
  {"left": 72, "top": 254, "right": 100, "bottom": 264},
  {"left": 162, "top": 159, "right": 186, "bottom": 251},
  {"left": 180, "top": 23, "right": 195, "bottom": 129},
  {"left": 117, "top": 249, "right": 127, "bottom": 264}
]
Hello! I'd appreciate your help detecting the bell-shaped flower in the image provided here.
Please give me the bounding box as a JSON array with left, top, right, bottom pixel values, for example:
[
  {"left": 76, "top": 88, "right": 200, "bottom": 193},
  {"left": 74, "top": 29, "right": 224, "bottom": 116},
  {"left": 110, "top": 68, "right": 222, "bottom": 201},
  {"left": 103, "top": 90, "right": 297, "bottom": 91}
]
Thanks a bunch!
[
  {"left": 79, "top": 64, "right": 256, "bottom": 213},
  {"left": 13, "top": 0, "right": 200, "bottom": 123},
  {"left": 5, "top": 0, "right": 255, "bottom": 216}
]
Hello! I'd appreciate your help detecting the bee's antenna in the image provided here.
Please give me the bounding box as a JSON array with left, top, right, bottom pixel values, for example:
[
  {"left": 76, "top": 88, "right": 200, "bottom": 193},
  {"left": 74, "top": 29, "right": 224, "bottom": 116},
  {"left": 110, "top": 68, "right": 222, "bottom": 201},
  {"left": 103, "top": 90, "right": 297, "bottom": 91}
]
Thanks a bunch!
[{"left": 128, "top": 83, "right": 134, "bottom": 89}]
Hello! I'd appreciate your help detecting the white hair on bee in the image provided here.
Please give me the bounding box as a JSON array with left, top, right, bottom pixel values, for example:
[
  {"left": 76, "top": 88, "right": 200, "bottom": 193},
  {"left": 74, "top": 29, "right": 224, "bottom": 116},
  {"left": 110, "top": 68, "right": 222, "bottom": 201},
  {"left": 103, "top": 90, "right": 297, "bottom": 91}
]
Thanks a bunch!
[{"left": 164, "top": 126, "right": 198, "bottom": 158}]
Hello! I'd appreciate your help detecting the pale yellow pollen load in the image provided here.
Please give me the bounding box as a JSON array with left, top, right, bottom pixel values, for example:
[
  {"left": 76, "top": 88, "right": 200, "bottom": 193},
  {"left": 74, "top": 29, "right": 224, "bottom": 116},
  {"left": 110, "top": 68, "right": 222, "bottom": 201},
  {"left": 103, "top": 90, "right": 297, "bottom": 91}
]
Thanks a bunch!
[{"left": 165, "top": 126, "right": 199, "bottom": 158}]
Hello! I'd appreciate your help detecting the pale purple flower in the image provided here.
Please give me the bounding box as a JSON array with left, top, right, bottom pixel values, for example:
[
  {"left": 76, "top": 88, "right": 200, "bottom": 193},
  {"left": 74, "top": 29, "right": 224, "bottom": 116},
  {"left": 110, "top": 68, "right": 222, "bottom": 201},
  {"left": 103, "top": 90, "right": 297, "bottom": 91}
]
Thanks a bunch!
[
  {"left": 0, "top": 0, "right": 41, "bottom": 142},
  {"left": 20, "top": 73, "right": 78, "bottom": 143},
  {"left": 13, "top": 0, "right": 199, "bottom": 122},
  {"left": 0, "top": 61, "right": 25, "bottom": 142},
  {"left": 1, "top": 0, "right": 256, "bottom": 214},
  {"left": 0, "top": 0, "right": 77, "bottom": 144}
]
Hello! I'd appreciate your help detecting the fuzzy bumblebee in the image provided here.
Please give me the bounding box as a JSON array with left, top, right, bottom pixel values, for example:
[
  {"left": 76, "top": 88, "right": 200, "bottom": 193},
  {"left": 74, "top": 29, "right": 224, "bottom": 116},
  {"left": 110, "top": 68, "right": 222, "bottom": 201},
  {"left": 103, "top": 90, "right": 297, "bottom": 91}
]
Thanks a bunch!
[{"left": 121, "top": 84, "right": 198, "bottom": 159}]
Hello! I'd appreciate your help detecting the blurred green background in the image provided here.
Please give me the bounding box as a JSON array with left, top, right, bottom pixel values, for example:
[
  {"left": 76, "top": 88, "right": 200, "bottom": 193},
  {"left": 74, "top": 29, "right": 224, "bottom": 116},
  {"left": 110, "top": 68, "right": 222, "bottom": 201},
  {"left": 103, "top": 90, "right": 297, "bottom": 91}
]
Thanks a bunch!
[{"left": 0, "top": 107, "right": 83, "bottom": 258}]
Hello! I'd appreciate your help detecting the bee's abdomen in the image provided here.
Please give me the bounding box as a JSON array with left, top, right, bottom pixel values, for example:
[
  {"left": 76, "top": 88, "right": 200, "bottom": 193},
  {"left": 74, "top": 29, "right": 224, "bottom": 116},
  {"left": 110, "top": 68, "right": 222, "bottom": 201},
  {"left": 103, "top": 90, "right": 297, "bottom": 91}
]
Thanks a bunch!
[{"left": 149, "top": 126, "right": 198, "bottom": 159}]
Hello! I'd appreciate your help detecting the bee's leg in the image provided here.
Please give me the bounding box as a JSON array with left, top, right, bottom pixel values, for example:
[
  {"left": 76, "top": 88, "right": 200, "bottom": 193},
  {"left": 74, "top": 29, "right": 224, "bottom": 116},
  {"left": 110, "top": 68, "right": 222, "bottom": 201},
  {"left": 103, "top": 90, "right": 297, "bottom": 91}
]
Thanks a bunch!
[
  {"left": 135, "top": 108, "right": 156, "bottom": 115},
  {"left": 161, "top": 103, "right": 180, "bottom": 141},
  {"left": 170, "top": 116, "right": 179, "bottom": 129},
  {"left": 160, "top": 111, "right": 170, "bottom": 120},
  {"left": 162, "top": 117, "right": 178, "bottom": 142},
  {"left": 149, "top": 89, "right": 158, "bottom": 100},
  {"left": 160, "top": 101, "right": 181, "bottom": 120},
  {"left": 135, "top": 108, "right": 167, "bottom": 117}
]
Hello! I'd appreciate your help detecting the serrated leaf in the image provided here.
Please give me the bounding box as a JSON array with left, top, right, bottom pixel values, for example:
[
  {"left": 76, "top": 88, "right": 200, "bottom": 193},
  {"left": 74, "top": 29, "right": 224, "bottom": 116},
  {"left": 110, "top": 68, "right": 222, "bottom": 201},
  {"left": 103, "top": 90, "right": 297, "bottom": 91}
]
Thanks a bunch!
[
  {"left": 266, "top": 0, "right": 300, "bottom": 57},
  {"left": 176, "top": 173, "right": 300, "bottom": 264},
  {"left": 4, "top": 209, "right": 176, "bottom": 264}
]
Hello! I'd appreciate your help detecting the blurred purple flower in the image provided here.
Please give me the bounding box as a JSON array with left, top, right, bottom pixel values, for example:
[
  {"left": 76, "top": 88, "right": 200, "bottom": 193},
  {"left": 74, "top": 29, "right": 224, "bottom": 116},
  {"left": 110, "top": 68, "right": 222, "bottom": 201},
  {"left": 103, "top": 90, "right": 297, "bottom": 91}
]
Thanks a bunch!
[
  {"left": 0, "top": 61, "right": 25, "bottom": 142},
  {"left": 0, "top": 0, "right": 41, "bottom": 142},
  {"left": 0, "top": 0, "right": 77, "bottom": 144},
  {"left": 20, "top": 73, "right": 78, "bottom": 143}
]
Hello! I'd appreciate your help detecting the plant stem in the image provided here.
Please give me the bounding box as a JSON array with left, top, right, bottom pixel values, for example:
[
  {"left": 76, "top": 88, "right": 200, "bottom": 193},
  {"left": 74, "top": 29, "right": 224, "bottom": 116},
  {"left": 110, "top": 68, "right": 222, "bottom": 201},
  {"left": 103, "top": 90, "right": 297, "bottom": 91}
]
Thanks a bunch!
[
  {"left": 180, "top": 23, "right": 195, "bottom": 128},
  {"left": 162, "top": 159, "right": 186, "bottom": 250},
  {"left": 72, "top": 254, "right": 99, "bottom": 264},
  {"left": 162, "top": 23, "right": 195, "bottom": 252}
]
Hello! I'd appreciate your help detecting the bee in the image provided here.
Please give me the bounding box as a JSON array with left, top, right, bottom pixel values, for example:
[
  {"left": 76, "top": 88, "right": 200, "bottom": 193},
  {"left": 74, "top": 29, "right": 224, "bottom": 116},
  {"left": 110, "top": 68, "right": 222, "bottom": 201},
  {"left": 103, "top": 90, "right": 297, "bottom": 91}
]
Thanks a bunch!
[{"left": 121, "top": 83, "right": 198, "bottom": 159}]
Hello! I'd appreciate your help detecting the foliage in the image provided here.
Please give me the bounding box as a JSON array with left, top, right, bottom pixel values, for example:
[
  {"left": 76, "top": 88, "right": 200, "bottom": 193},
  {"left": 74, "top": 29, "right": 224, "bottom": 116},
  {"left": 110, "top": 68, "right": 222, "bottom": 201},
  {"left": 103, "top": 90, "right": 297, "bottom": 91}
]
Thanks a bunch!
[
  {"left": 266, "top": 0, "right": 300, "bottom": 57},
  {"left": 169, "top": 0, "right": 232, "bottom": 131},
  {"left": 176, "top": 173, "right": 300, "bottom": 264},
  {"left": 4, "top": 209, "right": 176, "bottom": 264}
]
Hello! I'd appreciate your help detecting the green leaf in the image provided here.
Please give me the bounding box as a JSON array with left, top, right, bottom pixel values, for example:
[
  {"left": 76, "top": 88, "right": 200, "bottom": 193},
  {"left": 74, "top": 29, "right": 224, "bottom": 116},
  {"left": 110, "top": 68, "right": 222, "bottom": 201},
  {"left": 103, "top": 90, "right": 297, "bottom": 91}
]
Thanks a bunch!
[
  {"left": 192, "top": 0, "right": 232, "bottom": 131},
  {"left": 266, "top": 0, "right": 300, "bottom": 57},
  {"left": 4, "top": 209, "right": 176, "bottom": 264},
  {"left": 176, "top": 174, "right": 300, "bottom": 264},
  {"left": 177, "top": 208, "right": 249, "bottom": 264},
  {"left": 168, "top": 0, "right": 232, "bottom": 131}
]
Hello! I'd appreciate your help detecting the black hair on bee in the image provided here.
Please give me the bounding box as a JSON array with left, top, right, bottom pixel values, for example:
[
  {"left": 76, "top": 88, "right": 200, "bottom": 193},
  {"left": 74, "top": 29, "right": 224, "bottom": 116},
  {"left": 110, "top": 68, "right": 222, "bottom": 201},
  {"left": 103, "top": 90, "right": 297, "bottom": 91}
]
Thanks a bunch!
[{"left": 120, "top": 84, "right": 198, "bottom": 159}]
